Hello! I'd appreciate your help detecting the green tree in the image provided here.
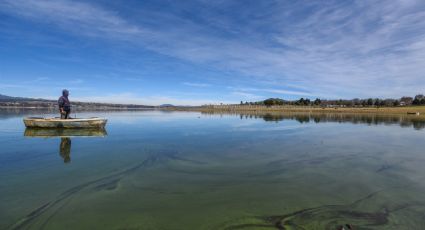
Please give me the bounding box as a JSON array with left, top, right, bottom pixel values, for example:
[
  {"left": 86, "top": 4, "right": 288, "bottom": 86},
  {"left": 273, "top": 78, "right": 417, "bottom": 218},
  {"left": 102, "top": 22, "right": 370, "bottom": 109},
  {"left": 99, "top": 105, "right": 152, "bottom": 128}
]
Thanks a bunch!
[
  {"left": 297, "top": 98, "right": 305, "bottom": 106},
  {"left": 393, "top": 100, "right": 400, "bottom": 106},
  {"left": 413, "top": 94, "right": 425, "bottom": 105},
  {"left": 413, "top": 98, "right": 420, "bottom": 105},
  {"left": 400, "top": 97, "right": 413, "bottom": 105},
  {"left": 367, "top": 98, "right": 374, "bottom": 106},
  {"left": 264, "top": 98, "right": 284, "bottom": 106}
]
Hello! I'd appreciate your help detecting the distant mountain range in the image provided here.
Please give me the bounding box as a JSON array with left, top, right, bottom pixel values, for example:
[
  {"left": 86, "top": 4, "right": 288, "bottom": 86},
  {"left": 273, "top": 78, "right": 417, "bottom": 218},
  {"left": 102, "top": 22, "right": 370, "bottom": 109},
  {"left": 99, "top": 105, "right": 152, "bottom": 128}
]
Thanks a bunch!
[
  {"left": 159, "top": 104, "right": 175, "bottom": 107},
  {"left": 0, "top": 94, "right": 48, "bottom": 102},
  {"left": 0, "top": 93, "right": 155, "bottom": 109}
]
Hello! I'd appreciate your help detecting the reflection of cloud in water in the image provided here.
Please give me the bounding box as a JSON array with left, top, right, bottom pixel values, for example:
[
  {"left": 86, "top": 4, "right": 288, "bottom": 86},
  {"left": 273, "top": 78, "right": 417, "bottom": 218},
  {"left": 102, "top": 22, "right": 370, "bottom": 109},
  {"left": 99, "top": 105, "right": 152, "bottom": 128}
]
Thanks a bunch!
[
  {"left": 107, "top": 111, "right": 203, "bottom": 124},
  {"left": 234, "top": 125, "right": 303, "bottom": 132}
]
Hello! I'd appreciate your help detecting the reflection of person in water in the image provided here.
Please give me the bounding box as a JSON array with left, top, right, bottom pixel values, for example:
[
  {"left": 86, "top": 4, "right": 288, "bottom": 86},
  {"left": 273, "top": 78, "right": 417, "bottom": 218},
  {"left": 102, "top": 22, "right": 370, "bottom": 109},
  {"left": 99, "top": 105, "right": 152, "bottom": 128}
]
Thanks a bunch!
[{"left": 60, "top": 138, "right": 71, "bottom": 163}]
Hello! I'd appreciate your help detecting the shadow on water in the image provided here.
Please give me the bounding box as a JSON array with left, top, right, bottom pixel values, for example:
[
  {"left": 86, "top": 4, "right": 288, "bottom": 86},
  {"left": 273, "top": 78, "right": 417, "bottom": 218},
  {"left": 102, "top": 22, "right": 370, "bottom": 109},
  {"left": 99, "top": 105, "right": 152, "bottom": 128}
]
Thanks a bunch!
[
  {"left": 24, "top": 128, "right": 107, "bottom": 163},
  {"left": 203, "top": 111, "right": 425, "bottom": 130}
]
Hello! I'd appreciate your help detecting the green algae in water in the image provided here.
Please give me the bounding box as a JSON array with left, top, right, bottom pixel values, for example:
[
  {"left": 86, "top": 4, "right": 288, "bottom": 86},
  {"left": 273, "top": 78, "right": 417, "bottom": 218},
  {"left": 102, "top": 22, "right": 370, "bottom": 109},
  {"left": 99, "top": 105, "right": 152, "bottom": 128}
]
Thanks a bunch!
[{"left": 1, "top": 111, "right": 425, "bottom": 229}]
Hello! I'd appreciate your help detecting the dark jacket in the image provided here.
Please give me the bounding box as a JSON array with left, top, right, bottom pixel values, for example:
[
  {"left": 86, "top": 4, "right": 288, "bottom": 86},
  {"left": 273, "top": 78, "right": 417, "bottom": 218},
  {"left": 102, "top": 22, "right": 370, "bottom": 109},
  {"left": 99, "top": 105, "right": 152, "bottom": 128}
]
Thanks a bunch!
[{"left": 58, "top": 96, "right": 71, "bottom": 111}]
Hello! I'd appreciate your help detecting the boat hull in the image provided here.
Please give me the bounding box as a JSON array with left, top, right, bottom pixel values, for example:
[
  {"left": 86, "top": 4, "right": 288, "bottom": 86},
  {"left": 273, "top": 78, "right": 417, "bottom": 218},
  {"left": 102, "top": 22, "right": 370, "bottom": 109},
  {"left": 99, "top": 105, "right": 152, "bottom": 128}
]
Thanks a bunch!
[{"left": 23, "top": 117, "right": 107, "bottom": 129}]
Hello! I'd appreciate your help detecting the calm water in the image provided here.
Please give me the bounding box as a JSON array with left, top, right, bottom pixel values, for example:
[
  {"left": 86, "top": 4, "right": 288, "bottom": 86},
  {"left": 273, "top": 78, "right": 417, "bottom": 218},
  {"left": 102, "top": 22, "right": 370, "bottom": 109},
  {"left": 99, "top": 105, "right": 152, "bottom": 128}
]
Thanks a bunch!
[{"left": 1, "top": 109, "right": 425, "bottom": 230}]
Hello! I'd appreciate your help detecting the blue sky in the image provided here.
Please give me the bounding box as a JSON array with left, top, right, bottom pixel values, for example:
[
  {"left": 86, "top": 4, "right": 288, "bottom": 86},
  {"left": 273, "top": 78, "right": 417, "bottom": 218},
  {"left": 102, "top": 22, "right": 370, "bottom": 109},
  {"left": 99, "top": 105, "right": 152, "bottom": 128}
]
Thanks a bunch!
[{"left": 1, "top": 0, "right": 425, "bottom": 105}]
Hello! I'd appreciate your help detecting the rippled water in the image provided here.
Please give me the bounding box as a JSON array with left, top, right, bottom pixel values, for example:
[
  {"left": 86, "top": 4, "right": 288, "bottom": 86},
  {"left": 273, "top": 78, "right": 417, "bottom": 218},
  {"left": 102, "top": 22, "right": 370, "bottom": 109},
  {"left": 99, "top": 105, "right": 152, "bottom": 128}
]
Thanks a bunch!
[{"left": 1, "top": 109, "right": 425, "bottom": 230}]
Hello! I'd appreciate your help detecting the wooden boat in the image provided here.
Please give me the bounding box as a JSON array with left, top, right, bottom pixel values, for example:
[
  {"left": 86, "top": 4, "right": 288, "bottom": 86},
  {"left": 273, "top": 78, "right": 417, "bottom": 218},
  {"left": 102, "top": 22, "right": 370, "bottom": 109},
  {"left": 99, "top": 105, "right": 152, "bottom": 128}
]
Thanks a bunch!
[
  {"left": 23, "top": 117, "right": 107, "bottom": 129},
  {"left": 24, "top": 128, "right": 107, "bottom": 137}
]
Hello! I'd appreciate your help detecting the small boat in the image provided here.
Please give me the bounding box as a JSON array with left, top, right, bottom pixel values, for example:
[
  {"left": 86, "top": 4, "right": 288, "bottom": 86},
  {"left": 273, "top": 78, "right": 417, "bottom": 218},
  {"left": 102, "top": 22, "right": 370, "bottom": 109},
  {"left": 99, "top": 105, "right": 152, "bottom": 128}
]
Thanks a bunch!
[{"left": 23, "top": 117, "right": 107, "bottom": 129}]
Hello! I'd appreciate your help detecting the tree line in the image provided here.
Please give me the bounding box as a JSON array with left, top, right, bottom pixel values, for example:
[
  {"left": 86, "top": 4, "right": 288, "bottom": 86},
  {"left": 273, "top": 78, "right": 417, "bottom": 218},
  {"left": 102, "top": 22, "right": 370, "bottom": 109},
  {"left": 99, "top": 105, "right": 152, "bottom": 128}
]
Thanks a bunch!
[{"left": 240, "top": 94, "right": 425, "bottom": 107}]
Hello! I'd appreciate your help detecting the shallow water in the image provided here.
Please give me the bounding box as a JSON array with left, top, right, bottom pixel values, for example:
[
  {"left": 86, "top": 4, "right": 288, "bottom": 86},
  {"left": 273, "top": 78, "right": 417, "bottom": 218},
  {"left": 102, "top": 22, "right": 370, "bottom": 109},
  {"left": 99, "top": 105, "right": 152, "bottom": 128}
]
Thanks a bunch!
[{"left": 1, "top": 109, "right": 425, "bottom": 230}]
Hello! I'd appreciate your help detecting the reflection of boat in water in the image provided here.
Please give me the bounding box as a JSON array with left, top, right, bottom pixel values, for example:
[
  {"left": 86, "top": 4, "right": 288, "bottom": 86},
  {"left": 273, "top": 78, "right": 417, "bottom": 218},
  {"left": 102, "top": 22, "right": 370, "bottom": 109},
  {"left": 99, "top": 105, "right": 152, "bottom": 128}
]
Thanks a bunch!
[
  {"left": 23, "top": 117, "right": 107, "bottom": 128},
  {"left": 24, "top": 128, "right": 107, "bottom": 163},
  {"left": 407, "top": 112, "right": 420, "bottom": 115},
  {"left": 24, "top": 128, "right": 107, "bottom": 137}
]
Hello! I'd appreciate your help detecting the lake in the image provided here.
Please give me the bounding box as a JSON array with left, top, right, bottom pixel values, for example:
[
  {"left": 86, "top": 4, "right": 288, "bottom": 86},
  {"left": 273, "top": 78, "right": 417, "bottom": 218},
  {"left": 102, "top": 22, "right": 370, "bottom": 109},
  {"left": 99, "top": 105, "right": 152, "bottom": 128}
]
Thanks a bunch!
[{"left": 1, "top": 109, "right": 425, "bottom": 230}]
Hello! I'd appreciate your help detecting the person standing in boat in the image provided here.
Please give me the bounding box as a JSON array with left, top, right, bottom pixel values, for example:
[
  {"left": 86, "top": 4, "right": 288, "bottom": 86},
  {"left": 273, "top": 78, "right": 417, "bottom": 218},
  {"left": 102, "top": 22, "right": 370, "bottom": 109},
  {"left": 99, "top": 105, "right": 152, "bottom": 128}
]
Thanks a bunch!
[{"left": 58, "top": 89, "right": 71, "bottom": 119}]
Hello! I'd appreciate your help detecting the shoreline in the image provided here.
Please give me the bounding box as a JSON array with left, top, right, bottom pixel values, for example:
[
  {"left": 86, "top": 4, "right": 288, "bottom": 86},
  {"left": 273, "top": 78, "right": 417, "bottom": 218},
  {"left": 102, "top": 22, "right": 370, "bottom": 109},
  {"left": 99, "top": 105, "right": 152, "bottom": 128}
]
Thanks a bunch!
[
  {"left": 166, "top": 105, "right": 425, "bottom": 115},
  {"left": 2, "top": 105, "right": 425, "bottom": 116},
  {"left": 0, "top": 106, "right": 155, "bottom": 110}
]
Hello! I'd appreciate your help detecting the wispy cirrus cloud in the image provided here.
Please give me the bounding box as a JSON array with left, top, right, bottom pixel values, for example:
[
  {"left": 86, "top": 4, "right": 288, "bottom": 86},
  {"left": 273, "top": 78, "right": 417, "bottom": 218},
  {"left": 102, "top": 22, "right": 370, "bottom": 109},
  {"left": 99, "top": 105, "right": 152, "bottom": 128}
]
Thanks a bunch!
[
  {"left": 67, "top": 79, "right": 84, "bottom": 84},
  {"left": 73, "top": 93, "right": 232, "bottom": 106},
  {"left": 231, "top": 91, "right": 263, "bottom": 101},
  {"left": 0, "top": 0, "right": 145, "bottom": 39},
  {"left": 182, "top": 82, "right": 211, "bottom": 87},
  {"left": 229, "top": 87, "right": 313, "bottom": 97},
  {"left": 1, "top": 0, "right": 425, "bottom": 102}
]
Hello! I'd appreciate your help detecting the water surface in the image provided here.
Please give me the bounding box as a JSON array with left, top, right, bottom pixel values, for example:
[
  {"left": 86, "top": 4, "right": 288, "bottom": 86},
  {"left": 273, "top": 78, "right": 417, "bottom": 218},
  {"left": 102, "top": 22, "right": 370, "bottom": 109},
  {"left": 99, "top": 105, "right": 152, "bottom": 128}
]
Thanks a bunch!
[{"left": 1, "top": 110, "right": 425, "bottom": 229}]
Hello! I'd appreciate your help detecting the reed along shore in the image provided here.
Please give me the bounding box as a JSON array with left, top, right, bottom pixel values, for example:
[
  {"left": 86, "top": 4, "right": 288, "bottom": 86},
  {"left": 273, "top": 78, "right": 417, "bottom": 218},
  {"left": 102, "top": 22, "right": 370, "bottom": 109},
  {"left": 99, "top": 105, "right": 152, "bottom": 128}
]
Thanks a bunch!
[{"left": 167, "top": 104, "right": 425, "bottom": 116}]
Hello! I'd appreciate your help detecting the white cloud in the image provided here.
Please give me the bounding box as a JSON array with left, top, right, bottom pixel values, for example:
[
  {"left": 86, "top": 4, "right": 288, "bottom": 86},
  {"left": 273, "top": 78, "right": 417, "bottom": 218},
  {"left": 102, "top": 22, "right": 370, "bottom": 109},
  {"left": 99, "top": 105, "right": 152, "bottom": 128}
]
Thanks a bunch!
[
  {"left": 73, "top": 93, "right": 232, "bottom": 106},
  {"left": 231, "top": 91, "right": 263, "bottom": 100},
  {"left": 65, "top": 79, "right": 84, "bottom": 84},
  {"left": 1, "top": 0, "right": 425, "bottom": 100},
  {"left": 229, "top": 87, "right": 313, "bottom": 97},
  {"left": 0, "top": 82, "right": 92, "bottom": 98},
  {"left": 182, "top": 82, "right": 211, "bottom": 87},
  {"left": 0, "top": 0, "right": 145, "bottom": 40}
]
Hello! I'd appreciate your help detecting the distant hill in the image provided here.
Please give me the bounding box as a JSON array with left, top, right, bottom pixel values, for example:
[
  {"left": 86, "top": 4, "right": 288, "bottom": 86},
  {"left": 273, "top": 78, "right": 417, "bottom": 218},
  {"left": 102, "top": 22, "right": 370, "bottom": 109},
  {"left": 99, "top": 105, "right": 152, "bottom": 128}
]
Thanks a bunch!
[
  {"left": 159, "top": 104, "right": 175, "bottom": 107},
  {"left": 0, "top": 94, "right": 11, "bottom": 100},
  {"left": 0, "top": 93, "right": 154, "bottom": 109},
  {"left": 0, "top": 94, "right": 47, "bottom": 102}
]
